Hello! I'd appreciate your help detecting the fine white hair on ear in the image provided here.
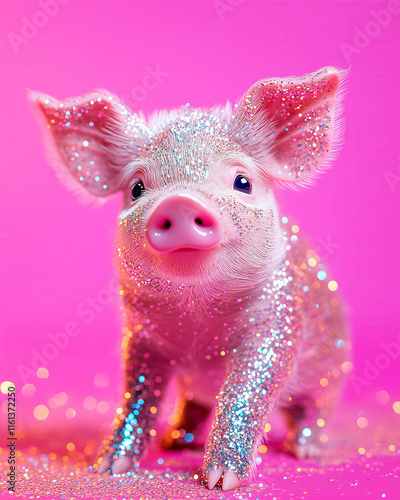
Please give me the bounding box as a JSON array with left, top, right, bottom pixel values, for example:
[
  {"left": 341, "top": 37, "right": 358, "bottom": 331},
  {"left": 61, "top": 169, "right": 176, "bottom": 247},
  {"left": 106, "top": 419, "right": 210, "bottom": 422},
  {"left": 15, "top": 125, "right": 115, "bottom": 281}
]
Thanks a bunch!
[
  {"left": 29, "top": 89, "right": 151, "bottom": 203},
  {"left": 230, "top": 66, "right": 349, "bottom": 189}
]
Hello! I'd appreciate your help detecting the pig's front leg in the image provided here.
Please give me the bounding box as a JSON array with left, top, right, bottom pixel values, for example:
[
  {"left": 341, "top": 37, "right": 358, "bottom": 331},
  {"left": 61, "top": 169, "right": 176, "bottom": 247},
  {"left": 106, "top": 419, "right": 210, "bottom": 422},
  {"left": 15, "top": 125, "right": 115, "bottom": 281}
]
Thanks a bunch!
[
  {"left": 95, "top": 349, "right": 169, "bottom": 474},
  {"left": 203, "top": 336, "right": 296, "bottom": 490},
  {"left": 203, "top": 341, "right": 292, "bottom": 490},
  {"left": 204, "top": 266, "right": 300, "bottom": 491}
]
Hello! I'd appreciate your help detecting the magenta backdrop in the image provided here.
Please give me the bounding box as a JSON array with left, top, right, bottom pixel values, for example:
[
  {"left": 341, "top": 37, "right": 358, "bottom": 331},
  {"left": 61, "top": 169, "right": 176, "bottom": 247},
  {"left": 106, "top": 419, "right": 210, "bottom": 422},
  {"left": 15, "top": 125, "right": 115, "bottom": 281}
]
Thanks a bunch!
[{"left": 0, "top": 0, "right": 399, "bottom": 496}]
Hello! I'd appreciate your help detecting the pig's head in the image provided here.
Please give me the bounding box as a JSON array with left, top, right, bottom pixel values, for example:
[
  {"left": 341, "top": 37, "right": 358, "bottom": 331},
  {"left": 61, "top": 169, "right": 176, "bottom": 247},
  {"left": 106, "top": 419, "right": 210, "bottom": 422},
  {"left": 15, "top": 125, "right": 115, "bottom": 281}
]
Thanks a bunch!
[{"left": 31, "top": 67, "right": 345, "bottom": 309}]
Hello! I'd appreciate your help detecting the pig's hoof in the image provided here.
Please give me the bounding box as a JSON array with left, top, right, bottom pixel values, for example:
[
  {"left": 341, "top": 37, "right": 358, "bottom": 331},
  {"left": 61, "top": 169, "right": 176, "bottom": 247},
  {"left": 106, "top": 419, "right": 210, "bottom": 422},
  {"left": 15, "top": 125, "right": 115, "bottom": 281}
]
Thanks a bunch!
[
  {"left": 296, "top": 442, "right": 323, "bottom": 460},
  {"left": 95, "top": 453, "right": 112, "bottom": 474},
  {"left": 207, "top": 469, "right": 242, "bottom": 491},
  {"left": 94, "top": 454, "right": 132, "bottom": 474},
  {"left": 222, "top": 470, "right": 242, "bottom": 491},
  {"left": 207, "top": 468, "right": 223, "bottom": 489},
  {"left": 111, "top": 455, "right": 133, "bottom": 474}
]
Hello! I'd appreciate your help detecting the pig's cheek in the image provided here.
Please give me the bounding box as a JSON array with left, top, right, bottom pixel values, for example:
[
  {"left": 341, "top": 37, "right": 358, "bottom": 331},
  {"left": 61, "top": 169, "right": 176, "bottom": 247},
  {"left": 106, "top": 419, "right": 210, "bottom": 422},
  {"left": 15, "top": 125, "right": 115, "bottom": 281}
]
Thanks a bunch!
[{"left": 118, "top": 211, "right": 147, "bottom": 248}]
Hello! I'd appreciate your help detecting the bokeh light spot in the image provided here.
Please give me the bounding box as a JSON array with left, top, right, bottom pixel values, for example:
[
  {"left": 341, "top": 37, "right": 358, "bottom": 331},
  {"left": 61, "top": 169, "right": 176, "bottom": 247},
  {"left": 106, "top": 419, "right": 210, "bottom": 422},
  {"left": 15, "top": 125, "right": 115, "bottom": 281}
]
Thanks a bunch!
[
  {"left": 21, "top": 383, "right": 36, "bottom": 398},
  {"left": 328, "top": 280, "right": 338, "bottom": 291},
  {"left": 320, "top": 378, "right": 329, "bottom": 387},
  {"left": 66, "top": 408, "right": 76, "bottom": 419},
  {"left": 183, "top": 391, "right": 193, "bottom": 401},
  {"left": 1, "top": 381, "right": 15, "bottom": 394},
  {"left": 54, "top": 392, "right": 68, "bottom": 406},
  {"left": 97, "top": 401, "right": 109, "bottom": 414},
  {"left": 83, "top": 396, "right": 97, "bottom": 410},
  {"left": 94, "top": 373, "right": 110, "bottom": 388},
  {"left": 37, "top": 367, "right": 49, "bottom": 379},
  {"left": 184, "top": 433, "right": 194, "bottom": 443},
  {"left": 34, "top": 405, "right": 49, "bottom": 421},
  {"left": 376, "top": 390, "right": 390, "bottom": 405},
  {"left": 167, "top": 414, "right": 179, "bottom": 426},
  {"left": 357, "top": 417, "right": 368, "bottom": 429},
  {"left": 341, "top": 361, "right": 353, "bottom": 373}
]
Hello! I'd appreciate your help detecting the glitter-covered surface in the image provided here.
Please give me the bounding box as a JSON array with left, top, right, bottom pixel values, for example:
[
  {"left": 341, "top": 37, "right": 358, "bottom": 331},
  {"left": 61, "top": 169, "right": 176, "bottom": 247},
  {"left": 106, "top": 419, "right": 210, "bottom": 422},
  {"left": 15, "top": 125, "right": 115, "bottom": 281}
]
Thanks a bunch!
[{"left": 1, "top": 408, "right": 399, "bottom": 499}]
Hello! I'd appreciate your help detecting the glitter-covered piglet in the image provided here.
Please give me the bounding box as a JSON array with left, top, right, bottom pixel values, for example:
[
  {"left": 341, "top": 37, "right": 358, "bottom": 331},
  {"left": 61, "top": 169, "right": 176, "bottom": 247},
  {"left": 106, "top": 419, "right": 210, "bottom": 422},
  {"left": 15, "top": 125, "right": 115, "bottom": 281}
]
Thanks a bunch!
[{"left": 31, "top": 67, "right": 348, "bottom": 491}]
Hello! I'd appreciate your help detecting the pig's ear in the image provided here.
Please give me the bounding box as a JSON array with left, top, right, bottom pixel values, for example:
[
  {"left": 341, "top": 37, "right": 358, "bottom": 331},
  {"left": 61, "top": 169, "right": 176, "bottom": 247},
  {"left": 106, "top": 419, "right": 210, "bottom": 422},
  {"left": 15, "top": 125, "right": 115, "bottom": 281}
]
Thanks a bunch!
[
  {"left": 29, "top": 90, "right": 150, "bottom": 200},
  {"left": 230, "top": 67, "right": 347, "bottom": 187}
]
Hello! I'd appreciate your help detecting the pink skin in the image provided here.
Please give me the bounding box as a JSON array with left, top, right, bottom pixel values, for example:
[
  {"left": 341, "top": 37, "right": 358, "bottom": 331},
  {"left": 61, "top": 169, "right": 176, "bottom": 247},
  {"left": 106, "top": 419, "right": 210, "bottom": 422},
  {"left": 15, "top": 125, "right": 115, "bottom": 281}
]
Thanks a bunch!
[
  {"left": 31, "top": 67, "right": 348, "bottom": 491},
  {"left": 145, "top": 193, "right": 222, "bottom": 253}
]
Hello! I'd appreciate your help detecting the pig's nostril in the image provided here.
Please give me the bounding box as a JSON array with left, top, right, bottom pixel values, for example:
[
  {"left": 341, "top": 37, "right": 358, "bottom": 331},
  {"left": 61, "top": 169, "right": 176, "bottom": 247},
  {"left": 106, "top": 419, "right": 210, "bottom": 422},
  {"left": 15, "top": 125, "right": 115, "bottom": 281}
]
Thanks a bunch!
[
  {"left": 194, "top": 215, "right": 213, "bottom": 227},
  {"left": 163, "top": 219, "right": 171, "bottom": 229}
]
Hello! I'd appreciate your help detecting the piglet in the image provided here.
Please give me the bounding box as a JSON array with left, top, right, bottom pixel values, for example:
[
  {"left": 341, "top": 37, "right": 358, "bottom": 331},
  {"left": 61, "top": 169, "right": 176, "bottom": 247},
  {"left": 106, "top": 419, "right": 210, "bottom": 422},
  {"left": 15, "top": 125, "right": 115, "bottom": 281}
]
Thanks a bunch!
[{"left": 31, "top": 66, "right": 348, "bottom": 491}]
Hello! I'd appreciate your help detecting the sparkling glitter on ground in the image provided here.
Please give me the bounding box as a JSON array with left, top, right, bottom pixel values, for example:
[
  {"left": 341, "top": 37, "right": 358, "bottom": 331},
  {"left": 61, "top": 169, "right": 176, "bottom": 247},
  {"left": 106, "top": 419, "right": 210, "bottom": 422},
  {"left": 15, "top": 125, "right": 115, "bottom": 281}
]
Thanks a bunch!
[{"left": 1, "top": 413, "right": 399, "bottom": 500}]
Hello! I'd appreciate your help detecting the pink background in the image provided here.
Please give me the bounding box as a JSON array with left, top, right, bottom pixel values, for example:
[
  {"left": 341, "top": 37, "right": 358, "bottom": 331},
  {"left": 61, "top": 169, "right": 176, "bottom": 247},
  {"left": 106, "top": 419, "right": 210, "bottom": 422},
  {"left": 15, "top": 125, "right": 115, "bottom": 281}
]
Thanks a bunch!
[{"left": 0, "top": 0, "right": 399, "bottom": 478}]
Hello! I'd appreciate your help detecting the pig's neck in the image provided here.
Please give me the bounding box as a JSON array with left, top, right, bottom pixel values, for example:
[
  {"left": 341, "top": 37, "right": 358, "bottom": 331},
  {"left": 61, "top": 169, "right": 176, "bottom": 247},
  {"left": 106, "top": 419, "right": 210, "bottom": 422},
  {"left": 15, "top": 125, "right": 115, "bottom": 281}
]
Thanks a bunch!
[
  {"left": 121, "top": 280, "right": 269, "bottom": 331},
  {"left": 121, "top": 286, "right": 269, "bottom": 361}
]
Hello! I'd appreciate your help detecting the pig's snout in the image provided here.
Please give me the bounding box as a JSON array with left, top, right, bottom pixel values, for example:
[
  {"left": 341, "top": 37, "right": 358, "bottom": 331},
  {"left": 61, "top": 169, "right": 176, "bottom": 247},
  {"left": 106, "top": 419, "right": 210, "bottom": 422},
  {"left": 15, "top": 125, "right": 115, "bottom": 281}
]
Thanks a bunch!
[{"left": 145, "top": 193, "right": 222, "bottom": 253}]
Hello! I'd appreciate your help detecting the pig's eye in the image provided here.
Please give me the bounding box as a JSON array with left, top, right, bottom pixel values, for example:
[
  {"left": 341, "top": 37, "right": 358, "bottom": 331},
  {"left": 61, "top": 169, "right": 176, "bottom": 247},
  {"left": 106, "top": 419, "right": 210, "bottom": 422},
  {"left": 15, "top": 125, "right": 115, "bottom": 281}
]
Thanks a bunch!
[
  {"left": 132, "top": 181, "right": 145, "bottom": 200},
  {"left": 233, "top": 175, "right": 252, "bottom": 194}
]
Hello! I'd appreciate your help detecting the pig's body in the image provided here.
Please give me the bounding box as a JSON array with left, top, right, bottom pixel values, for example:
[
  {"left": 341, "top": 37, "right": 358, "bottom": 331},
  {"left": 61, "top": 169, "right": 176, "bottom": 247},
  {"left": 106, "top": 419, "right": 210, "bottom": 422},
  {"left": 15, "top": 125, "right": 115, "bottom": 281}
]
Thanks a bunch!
[
  {"left": 111, "top": 222, "right": 347, "bottom": 481},
  {"left": 32, "top": 66, "right": 348, "bottom": 491}
]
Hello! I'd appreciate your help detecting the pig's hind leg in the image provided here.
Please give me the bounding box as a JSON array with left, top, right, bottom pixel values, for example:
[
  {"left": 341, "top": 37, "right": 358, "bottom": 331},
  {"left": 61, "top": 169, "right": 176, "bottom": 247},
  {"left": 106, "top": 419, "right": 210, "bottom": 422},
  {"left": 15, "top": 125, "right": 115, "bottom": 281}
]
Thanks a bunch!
[
  {"left": 278, "top": 298, "right": 348, "bottom": 460},
  {"left": 162, "top": 396, "right": 213, "bottom": 449},
  {"left": 279, "top": 396, "right": 326, "bottom": 459}
]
